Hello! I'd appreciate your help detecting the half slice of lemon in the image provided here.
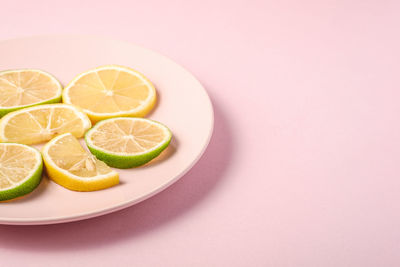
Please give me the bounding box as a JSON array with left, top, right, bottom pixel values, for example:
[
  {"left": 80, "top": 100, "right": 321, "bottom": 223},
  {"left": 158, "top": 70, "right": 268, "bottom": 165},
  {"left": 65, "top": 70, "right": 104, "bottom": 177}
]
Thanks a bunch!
[{"left": 42, "top": 133, "right": 119, "bottom": 191}]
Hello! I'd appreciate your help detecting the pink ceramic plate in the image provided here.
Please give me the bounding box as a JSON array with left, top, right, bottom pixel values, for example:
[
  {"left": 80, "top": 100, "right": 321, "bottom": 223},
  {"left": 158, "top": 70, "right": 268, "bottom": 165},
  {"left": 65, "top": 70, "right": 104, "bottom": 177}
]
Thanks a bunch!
[{"left": 0, "top": 35, "right": 213, "bottom": 225}]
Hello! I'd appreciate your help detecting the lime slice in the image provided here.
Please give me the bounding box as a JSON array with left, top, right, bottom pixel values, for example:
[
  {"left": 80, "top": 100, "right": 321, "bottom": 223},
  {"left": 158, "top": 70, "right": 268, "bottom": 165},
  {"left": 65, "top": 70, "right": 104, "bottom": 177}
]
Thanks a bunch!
[
  {"left": 0, "top": 69, "right": 62, "bottom": 117},
  {"left": 85, "top": 117, "right": 172, "bottom": 168},
  {"left": 0, "top": 143, "right": 43, "bottom": 201},
  {"left": 62, "top": 65, "right": 157, "bottom": 123},
  {"left": 0, "top": 103, "right": 91, "bottom": 145},
  {"left": 42, "top": 133, "right": 119, "bottom": 191}
]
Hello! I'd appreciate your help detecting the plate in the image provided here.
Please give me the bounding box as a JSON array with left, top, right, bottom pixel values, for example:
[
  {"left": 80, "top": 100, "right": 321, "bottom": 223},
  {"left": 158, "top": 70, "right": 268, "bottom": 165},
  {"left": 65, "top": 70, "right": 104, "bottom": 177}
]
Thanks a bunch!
[{"left": 0, "top": 35, "right": 213, "bottom": 225}]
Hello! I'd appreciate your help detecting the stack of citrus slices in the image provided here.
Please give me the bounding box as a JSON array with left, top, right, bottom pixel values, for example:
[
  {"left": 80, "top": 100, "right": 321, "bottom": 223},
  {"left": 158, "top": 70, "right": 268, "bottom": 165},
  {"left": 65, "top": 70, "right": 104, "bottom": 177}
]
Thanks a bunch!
[{"left": 0, "top": 66, "right": 172, "bottom": 201}]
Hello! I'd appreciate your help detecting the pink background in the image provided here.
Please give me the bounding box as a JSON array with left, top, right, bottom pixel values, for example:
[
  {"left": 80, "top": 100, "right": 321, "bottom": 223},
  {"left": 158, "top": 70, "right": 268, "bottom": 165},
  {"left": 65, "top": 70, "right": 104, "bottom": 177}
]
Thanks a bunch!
[{"left": 1, "top": 0, "right": 400, "bottom": 266}]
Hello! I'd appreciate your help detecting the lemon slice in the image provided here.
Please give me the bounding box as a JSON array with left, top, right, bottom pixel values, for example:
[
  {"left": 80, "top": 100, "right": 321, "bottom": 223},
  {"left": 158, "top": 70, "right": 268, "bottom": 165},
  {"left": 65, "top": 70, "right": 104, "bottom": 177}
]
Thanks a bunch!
[
  {"left": 85, "top": 117, "right": 172, "bottom": 168},
  {"left": 42, "top": 133, "right": 119, "bottom": 191},
  {"left": 0, "top": 143, "right": 43, "bottom": 201},
  {"left": 62, "top": 65, "right": 156, "bottom": 123},
  {"left": 0, "top": 104, "right": 91, "bottom": 145},
  {"left": 0, "top": 69, "right": 62, "bottom": 117}
]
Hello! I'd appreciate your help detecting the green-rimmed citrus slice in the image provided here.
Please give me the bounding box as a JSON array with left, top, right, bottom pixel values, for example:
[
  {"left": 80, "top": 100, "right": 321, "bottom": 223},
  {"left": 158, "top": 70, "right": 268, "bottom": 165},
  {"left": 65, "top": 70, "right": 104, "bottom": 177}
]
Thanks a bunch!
[
  {"left": 62, "top": 65, "right": 157, "bottom": 123},
  {"left": 0, "top": 69, "right": 62, "bottom": 117},
  {"left": 42, "top": 133, "right": 119, "bottom": 191},
  {"left": 0, "top": 104, "right": 91, "bottom": 145},
  {"left": 0, "top": 143, "right": 43, "bottom": 201},
  {"left": 85, "top": 117, "right": 172, "bottom": 168}
]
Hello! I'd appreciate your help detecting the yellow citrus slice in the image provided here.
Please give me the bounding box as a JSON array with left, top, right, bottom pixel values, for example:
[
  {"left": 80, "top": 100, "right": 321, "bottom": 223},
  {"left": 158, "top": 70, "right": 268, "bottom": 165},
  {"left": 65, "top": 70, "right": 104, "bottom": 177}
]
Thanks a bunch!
[
  {"left": 0, "top": 104, "right": 91, "bottom": 145},
  {"left": 62, "top": 65, "right": 156, "bottom": 123},
  {"left": 0, "top": 143, "right": 43, "bottom": 201},
  {"left": 0, "top": 69, "right": 62, "bottom": 117},
  {"left": 42, "top": 133, "right": 119, "bottom": 191},
  {"left": 85, "top": 117, "right": 172, "bottom": 168}
]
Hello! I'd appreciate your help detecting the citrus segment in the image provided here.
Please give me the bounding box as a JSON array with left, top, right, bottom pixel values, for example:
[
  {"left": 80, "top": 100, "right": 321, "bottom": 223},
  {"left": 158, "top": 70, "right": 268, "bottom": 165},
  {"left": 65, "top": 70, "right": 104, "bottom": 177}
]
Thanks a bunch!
[
  {"left": 0, "top": 143, "right": 43, "bottom": 201},
  {"left": 85, "top": 117, "right": 172, "bottom": 168},
  {"left": 0, "top": 104, "right": 91, "bottom": 144},
  {"left": 62, "top": 65, "right": 156, "bottom": 122},
  {"left": 0, "top": 69, "right": 62, "bottom": 117},
  {"left": 42, "top": 133, "right": 119, "bottom": 191}
]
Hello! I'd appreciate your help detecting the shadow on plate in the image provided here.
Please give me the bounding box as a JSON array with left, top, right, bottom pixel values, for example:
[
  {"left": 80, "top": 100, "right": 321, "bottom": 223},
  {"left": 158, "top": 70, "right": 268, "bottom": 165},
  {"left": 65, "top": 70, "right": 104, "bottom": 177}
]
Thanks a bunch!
[
  {"left": 0, "top": 90, "right": 234, "bottom": 251},
  {"left": 9, "top": 176, "right": 50, "bottom": 204},
  {"left": 140, "top": 138, "right": 178, "bottom": 168}
]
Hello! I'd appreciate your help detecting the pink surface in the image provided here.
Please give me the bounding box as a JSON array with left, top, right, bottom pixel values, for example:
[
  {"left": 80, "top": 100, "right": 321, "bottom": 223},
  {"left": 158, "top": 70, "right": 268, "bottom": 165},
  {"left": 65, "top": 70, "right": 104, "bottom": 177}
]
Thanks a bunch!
[{"left": 1, "top": 0, "right": 400, "bottom": 266}]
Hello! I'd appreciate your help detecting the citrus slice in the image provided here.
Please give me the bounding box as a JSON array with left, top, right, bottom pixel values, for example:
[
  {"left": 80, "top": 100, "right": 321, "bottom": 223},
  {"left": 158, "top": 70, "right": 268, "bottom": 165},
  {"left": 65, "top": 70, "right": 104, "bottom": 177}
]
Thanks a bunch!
[
  {"left": 62, "top": 65, "right": 157, "bottom": 123},
  {"left": 0, "top": 69, "right": 62, "bottom": 117},
  {"left": 0, "top": 143, "right": 43, "bottom": 201},
  {"left": 0, "top": 104, "right": 91, "bottom": 145},
  {"left": 85, "top": 117, "right": 172, "bottom": 168},
  {"left": 42, "top": 133, "right": 119, "bottom": 191}
]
